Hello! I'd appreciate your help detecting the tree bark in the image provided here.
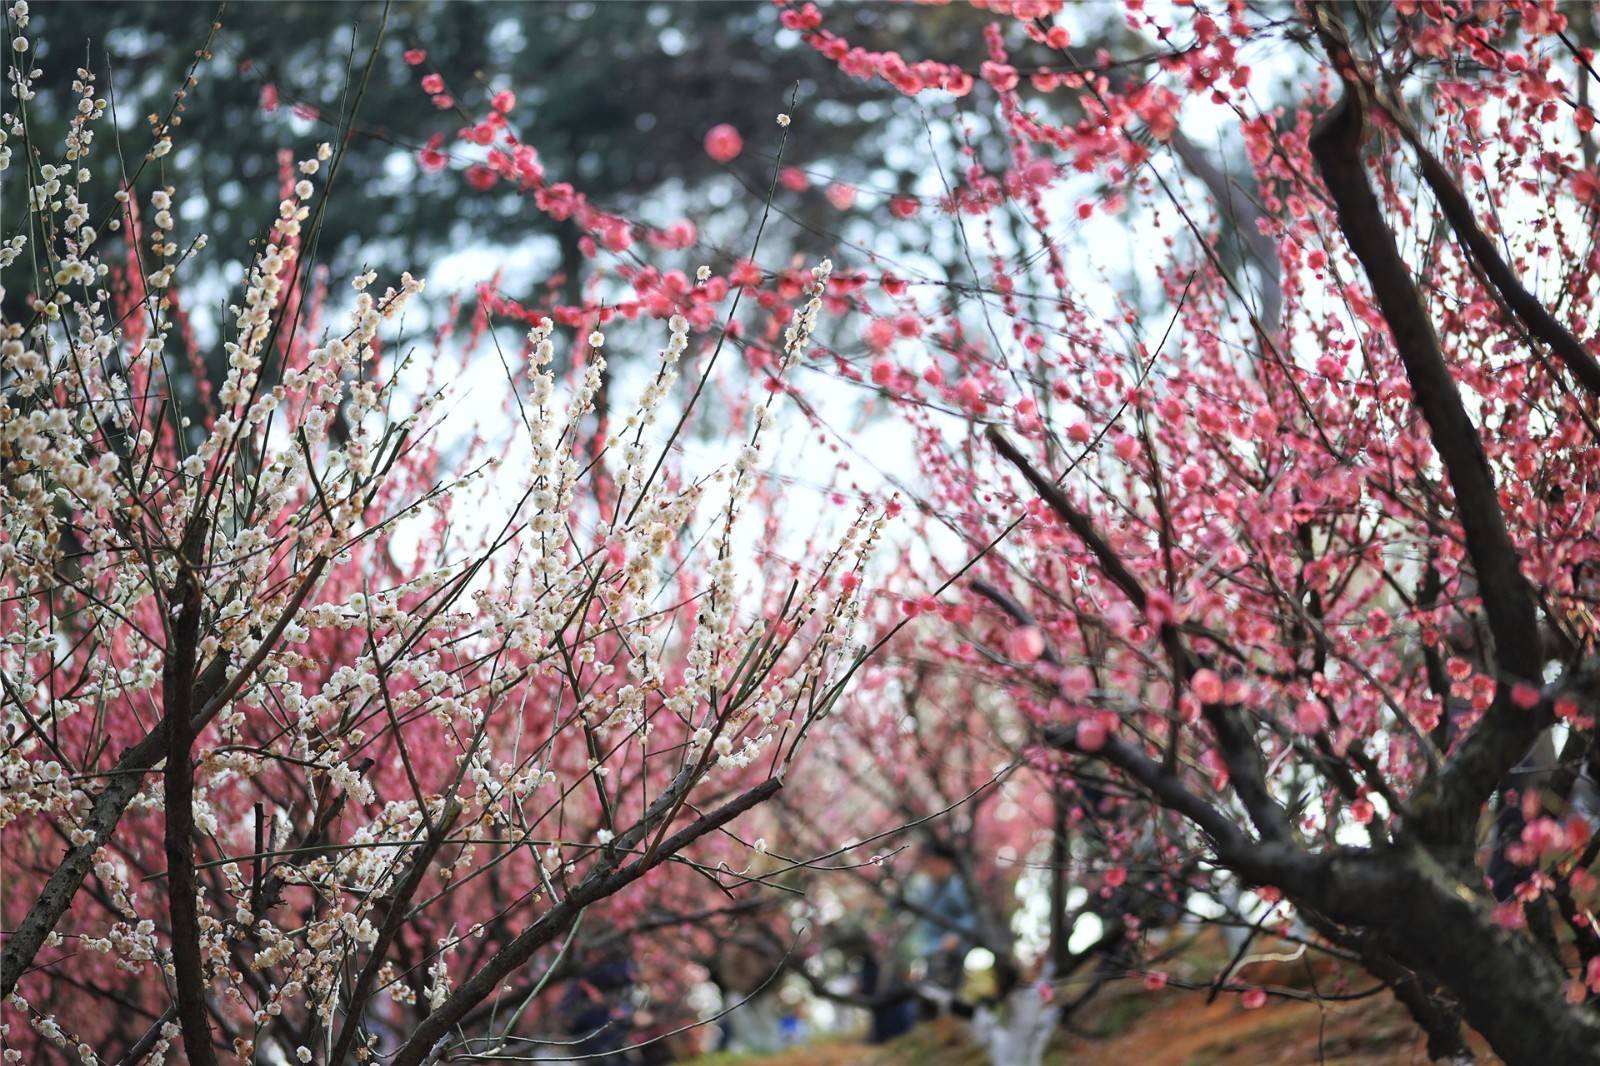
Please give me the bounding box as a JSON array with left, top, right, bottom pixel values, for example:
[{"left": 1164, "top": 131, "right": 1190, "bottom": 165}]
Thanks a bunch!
[
  {"left": 1049, "top": 729, "right": 1600, "bottom": 1066},
  {"left": 163, "top": 547, "right": 221, "bottom": 1066}
]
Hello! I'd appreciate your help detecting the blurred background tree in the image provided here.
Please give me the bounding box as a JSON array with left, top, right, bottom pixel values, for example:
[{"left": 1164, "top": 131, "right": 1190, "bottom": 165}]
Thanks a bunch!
[
  {"left": 4, "top": 0, "right": 1283, "bottom": 432},
  {"left": 6, "top": 1, "right": 1034, "bottom": 378},
  {"left": 9, "top": 4, "right": 989, "bottom": 287}
]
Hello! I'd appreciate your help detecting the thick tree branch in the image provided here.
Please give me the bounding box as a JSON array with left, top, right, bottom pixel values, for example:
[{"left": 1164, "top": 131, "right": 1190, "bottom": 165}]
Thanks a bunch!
[
  {"left": 163, "top": 549, "right": 220, "bottom": 1066},
  {"left": 1045, "top": 725, "right": 1600, "bottom": 1064},
  {"left": 1307, "top": 11, "right": 1547, "bottom": 846},
  {"left": 1, "top": 557, "right": 324, "bottom": 998},
  {"left": 1347, "top": 63, "right": 1600, "bottom": 399},
  {"left": 988, "top": 425, "right": 1293, "bottom": 844}
]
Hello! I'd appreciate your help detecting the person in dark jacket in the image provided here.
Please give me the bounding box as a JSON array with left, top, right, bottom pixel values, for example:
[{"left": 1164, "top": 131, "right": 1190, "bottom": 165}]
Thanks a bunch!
[{"left": 560, "top": 943, "right": 638, "bottom": 1065}]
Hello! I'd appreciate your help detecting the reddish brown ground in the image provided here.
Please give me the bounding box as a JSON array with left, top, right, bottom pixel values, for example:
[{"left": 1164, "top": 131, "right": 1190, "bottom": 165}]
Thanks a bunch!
[
  {"left": 696, "top": 994, "right": 1494, "bottom": 1065},
  {"left": 693, "top": 943, "right": 1501, "bottom": 1065}
]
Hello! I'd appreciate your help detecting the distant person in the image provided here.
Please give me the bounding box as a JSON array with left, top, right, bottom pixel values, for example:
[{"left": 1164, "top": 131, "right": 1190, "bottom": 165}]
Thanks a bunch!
[
  {"left": 907, "top": 841, "right": 979, "bottom": 994},
  {"left": 856, "top": 941, "right": 918, "bottom": 1042},
  {"left": 711, "top": 934, "right": 787, "bottom": 1052},
  {"left": 777, "top": 987, "right": 811, "bottom": 1047},
  {"left": 560, "top": 942, "right": 638, "bottom": 1065}
]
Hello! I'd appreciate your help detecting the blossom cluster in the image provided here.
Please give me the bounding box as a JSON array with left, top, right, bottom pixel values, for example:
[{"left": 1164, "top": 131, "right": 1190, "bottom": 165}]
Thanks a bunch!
[{"left": 0, "top": 10, "right": 884, "bottom": 1061}]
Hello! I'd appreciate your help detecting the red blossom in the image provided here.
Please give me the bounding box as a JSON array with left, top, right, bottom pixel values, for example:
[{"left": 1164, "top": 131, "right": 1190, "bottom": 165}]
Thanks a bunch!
[{"left": 703, "top": 123, "right": 743, "bottom": 163}]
